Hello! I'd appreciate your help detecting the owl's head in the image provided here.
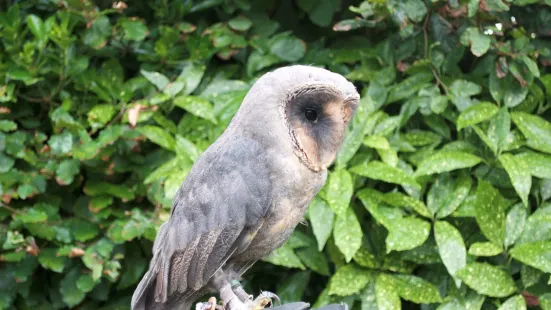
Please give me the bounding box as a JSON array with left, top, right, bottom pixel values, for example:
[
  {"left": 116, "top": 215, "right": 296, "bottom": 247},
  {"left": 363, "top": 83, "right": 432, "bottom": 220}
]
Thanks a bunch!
[{"left": 232, "top": 65, "right": 360, "bottom": 172}]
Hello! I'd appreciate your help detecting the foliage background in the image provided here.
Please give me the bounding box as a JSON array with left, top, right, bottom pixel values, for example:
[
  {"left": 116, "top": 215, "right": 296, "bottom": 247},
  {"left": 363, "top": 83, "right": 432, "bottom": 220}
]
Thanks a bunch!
[{"left": 1, "top": 0, "right": 551, "bottom": 309}]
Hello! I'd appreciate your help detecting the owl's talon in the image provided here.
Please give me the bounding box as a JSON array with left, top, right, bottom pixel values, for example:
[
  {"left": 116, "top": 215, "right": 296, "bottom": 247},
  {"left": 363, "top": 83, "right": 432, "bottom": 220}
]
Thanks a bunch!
[
  {"left": 250, "top": 291, "right": 280, "bottom": 310},
  {"left": 196, "top": 297, "right": 217, "bottom": 310}
]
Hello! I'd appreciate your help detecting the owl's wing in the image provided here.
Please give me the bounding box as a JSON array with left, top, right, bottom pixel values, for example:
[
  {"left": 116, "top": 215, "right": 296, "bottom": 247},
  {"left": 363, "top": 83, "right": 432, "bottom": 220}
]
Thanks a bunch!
[{"left": 131, "top": 138, "right": 273, "bottom": 310}]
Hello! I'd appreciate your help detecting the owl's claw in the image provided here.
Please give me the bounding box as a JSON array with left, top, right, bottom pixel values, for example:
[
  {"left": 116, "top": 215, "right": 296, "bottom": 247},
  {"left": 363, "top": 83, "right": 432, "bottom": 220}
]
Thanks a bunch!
[
  {"left": 196, "top": 297, "right": 224, "bottom": 310},
  {"left": 250, "top": 291, "right": 280, "bottom": 310}
]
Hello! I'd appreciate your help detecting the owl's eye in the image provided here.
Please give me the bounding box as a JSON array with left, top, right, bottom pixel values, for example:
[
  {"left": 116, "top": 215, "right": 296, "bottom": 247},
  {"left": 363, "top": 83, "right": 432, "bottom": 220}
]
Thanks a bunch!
[{"left": 304, "top": 109, "right": 318, "bottom": 122}]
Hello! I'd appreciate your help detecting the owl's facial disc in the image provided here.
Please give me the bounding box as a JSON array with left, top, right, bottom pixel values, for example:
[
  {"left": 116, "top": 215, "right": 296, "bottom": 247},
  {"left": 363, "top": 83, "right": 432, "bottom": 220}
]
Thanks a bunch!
[{"left": 284, "top": 84, "right": 358, "bottom": 172}]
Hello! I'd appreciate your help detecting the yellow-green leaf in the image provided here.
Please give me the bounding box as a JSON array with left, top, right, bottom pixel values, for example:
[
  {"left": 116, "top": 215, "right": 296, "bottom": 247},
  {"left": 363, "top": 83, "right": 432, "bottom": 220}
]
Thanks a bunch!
[
  {"left": 456, "top": 262, "right": 517, "bottom": 297},
  {"left": 498, "top": 153, "right": 531, "bottom": 206},
  {"left": 435, "top": 221, "right": 466, "bottom": 287},
  {"left": 510, "top": 241, "right": 551, "bottom": 273},
  {"left": 351, "top": 161, "right": 420, "bottom": 188},
  {"left": 468, "top": 242, "right": 502, "bottom": 257},
  {"left": 415, "top": 151, "right": 482, "bottom": 176},
  {"left": 475, "top": 180, "right": 506, "bottom": 246},
  {"left": 328, "top": 264, "right": 372, "bottom": 296},
  {"left": 457, "top": 102, "right": 499, "bottom": 130}
]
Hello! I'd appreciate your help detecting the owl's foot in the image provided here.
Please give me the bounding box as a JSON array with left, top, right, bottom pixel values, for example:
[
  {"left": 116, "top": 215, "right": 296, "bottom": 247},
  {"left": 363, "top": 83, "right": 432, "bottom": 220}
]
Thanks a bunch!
[
  {"left": 231, "top": 281, "right": 253, "bottom": 302},
  {"left": 248, "top": 291, "right": 280, "bottom": 310},
  {"left": 196, "top": 297, "right": 225, "bottom": 310}
]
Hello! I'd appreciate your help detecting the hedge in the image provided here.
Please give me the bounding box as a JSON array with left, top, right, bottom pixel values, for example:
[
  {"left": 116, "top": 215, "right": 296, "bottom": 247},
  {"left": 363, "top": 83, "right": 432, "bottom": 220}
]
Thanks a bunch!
[{"left": 1, "top": 0, "right": 551, "bottom": 309}]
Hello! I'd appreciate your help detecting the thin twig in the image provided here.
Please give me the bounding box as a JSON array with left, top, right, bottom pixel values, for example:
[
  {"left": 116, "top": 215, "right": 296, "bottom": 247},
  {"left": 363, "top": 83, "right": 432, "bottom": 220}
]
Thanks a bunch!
[
  {"left": 0, "top": 203, "right": 22, "bottom": 215},
  {"left": 421, "top": 2, "right": 451, "bottom": 97},
  {"left": 432, "top": 68, "right": 450, "bottom": 96},
  {"left": 423, "top": 2, "right": 430, "bottom": 58}
]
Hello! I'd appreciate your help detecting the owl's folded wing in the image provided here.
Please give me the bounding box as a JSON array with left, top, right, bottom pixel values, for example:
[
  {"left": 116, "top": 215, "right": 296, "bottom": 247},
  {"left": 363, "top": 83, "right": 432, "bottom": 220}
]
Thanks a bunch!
[{"left": 131, "top": 137, "right": 272, "bottom": 310}]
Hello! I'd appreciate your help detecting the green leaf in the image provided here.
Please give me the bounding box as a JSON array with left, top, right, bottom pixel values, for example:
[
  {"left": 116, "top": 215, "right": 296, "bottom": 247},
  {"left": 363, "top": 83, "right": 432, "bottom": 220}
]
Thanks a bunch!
[
  {"left": 263, "top": 243, "right": 305, "bottom": 270},
  {"left": 336, "top": 110, "right": 382, "bottom": 167},
  {"left": 276, "top": 271, "right": 310, "bottom": 303},
  {"left": 119, "top": 18, "right": 148, "bottom": 41},
  {"left": 498, "top": 295, "right": 526, "bottom": 310},
  {"left": 325, "top": 169, "right": 353, "bottom": 217},
  {"left": 460, "top": 27, "right": 491, "bottom": 57},
  {"left": 457, "top": 102, "right": 499, "bottom": 130},
  {"left": 334, "top": 208, "right": 363, "bottom": 262},
  {"left": 308, "top": 198, "right": 334, "bottom": 251},
  {"left": 541, "top": 293, "right": 551, "bottom": 310},
  {"left": 1, "top": 251, "right": 26, "bottom": 262},
  {"left": 175, "top": 135, "right": 201, "bottom": 162},
  {"left": 177, "top": 63, "right": 206, "bottom": 95},
  {"left": 174, "top": 96, "right": 217, "bottom": 124},
  {"left": 26, "top": 14, "right": 47, "bottom": 41},
  {"left": 498, "top": 153, "right": 531, "bottom": 206},
  {"left": 518, "top": 204, "right": 551, "bottom": 243},
  {"left": 76, "top": 274, "right": 95, "bottom": 293},
  {"left": 516, "top": 151, "right": 551, "bottom": 178},
  {"left": 270, "top": 34, "right": 306, "bottom": 62},
  {"left": 71, "top": 220, "right": 99, "bottom": 242},
  {"left": 364, "top": 135, "right": 391, "bottom": 149},
  {"left": 60, "top": 267, "right": 86, "bottom": 307},
  {"left": 468, "top": 242, "right": 502, "bottom": 256},
  {"left": 137, "top": 125, "right": 176, "bottom": 151},
  {"left": 301, "top": 0, "right": 339, "bottom": 27},
  {"left": 456, "top": 262, "right": 517, "bottom": 297},
  {"left": 0, "top": 120, "right": 17, "bottom": 132},
  {"left": 405, "top": 0, "right": 427, "bottom": 22},
  {"left": 88, "top": 104, "right": 116, "bottom": 129},
  {"left": 415, "top": 151, "right": 482, "bottom": 176},
  {"left": 228, "top": 16, "right": 252, "bottom": 31},
  {"left": 83, "top": 16, "right": 112, "bottom": 49},
  {"left": 518, "top": 55, "right": 539, "bottom": 78},
  {"left": 450, "top": 79, "right": 482, "bottom": 98},
  {"left": 296, "top": 245, "right": 330, "bottom": 276},
  {"left": 0, "top": 153, "right": 15, "bottom": 173},
  {"left": 468, "top": 0, "right": 480, "bottom": 16},
  {"left": 403, "top": 130, "right": 442, "bottom": 146},
  {"left": 521, "top": 265, "right": 543, "bottom": 288},
  {"left": 351, "top": 161, "right": 420, "bottom": 188},
  {"left": 475, "top": 180, "right": 506, "bottom": 246},
  {"left": 386, "top": 217, "right": 431, "bottom": 252},
  {"left": 38, "top": 248, "right": 67, "bottom": 273},
  {"left": 382, "top": 192, "right": 432, "bottom": 218},
  {"left": 333, "top": 19, "right": 371, "bottom": 31},
  {"left": 55, "top": 159, "right": 81, "bottom": 185},
  {"left": 504, "top": 203, "right": 527, "bottom": 248},
  {"left": 435, "top": 221, "right": 466, "bottom": 287},
  {"left": 14, "top": 208, "right": 47, "bottom": 223},
  {"left": 353, "top": 247, "right": 379, "bottom": 269},
  {"left": 436, "top": 172, "right": 472, "bottom": 218},
  {"left": 387, "top": 72, "right": 434, "bottom": 103},
  {"left": 375, "top": 273, "right": 401, "bottom": 310},
  {"left": 487, "top": 107, "right": 511, "bottom": 153},
  {"left": 509, "top": 241, "right": 551, "bottom": 273},
  {"left": 140, "top": 70, "right": 169, "bottom": 90},
  {"left": 511, "top": 111, "right": 551, "bottom": 154},
  {"left": 48, "top": 131, "right": 73, "bottom": 155},
  {"left": 84, "top": 181, "right": 135, "bottom": 200},
  {"left": 393, "top": 274, "right": 442, "bottom": 303},
  {"left": 328, "top": 264, "right": 372, "bottom": 296}
]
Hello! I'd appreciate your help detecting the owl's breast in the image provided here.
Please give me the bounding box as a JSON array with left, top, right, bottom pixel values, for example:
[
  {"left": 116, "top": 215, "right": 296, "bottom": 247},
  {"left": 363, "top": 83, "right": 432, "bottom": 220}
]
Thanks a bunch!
[{"left": 240, "top": 165, "right": 326, "bottom": 259}]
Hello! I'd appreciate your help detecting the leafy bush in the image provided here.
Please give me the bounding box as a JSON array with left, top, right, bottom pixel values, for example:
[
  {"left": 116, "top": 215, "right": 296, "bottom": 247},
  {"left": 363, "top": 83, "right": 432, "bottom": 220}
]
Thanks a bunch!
[{"left": 1, "top": 0, "right": 551, "bottom": 309}]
